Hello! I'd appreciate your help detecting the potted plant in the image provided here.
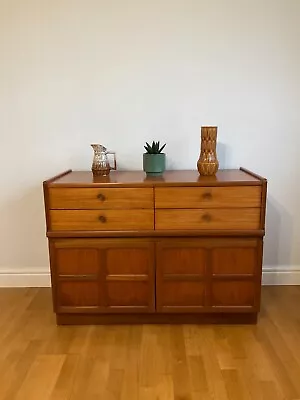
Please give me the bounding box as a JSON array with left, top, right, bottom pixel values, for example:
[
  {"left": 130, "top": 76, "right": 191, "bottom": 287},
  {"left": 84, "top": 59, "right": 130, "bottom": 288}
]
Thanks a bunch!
[{"left": 143, "top": 141, "right": 166, "bottom": 176}]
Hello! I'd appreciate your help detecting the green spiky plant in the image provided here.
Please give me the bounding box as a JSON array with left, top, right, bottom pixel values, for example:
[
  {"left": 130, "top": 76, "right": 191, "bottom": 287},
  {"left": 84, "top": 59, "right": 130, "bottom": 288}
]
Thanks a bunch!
[
  {"left": 144, "top": 141, "right": 166, "bottom": 154},
  {"left": 143, "top": 141, "right": 167, "bottom": 176}
]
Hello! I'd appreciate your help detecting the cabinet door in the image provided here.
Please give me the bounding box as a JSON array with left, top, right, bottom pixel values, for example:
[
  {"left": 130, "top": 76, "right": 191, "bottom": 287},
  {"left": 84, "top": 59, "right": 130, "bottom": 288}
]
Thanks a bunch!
[
  {"left": 52, "top": 244, "right": 104, "bottom": 313},
  {"left": 156, "top": 240, "right": 207, "bottom": 313},
  {"left": 155, "top": 238, "right": 262, "bottom": 313},
  {"left": 210, "top": 241, "right": 261, "bottom": 311},
  {"left": 51, "top": 239, "right": 154, "bottom": 314},
  {"left": 103, "top": 240, "right": 155, "bottom": 313}
]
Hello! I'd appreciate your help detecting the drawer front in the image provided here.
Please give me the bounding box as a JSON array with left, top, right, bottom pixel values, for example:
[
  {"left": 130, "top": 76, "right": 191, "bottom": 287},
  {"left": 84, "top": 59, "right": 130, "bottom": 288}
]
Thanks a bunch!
[
  {"left": 50, "top": 210, "right": 154, "bottom": 231},
  {"left": 49, "top": 188, "right": 153, "bottom": 209},
  {"left": 155, "top": 208, "right": 260, "bottom": 230},
  {"left": 155, "top": 186, "right": 261, "bottom": 209}
]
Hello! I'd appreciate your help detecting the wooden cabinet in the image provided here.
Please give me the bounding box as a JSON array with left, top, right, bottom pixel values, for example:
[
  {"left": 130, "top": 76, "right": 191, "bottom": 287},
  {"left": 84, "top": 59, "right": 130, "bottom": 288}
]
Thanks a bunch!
[
  {"left": 156, "top": 240, "right": 207, "bottom": 312},
  {"left": 44, "top": 168, "right": 267, "bottom": 324},
  {"left": 51, "top": 239, "right": 155, "bottom": 314},
  {"left": 156, "top": 238, "right": 261, "bottom": 313}
]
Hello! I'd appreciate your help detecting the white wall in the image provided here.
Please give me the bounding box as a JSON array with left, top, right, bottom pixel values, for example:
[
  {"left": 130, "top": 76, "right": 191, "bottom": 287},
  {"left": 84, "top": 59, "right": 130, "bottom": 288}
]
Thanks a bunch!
[{"left": 0, "top": 0, "right": 299, "bottom": 285}]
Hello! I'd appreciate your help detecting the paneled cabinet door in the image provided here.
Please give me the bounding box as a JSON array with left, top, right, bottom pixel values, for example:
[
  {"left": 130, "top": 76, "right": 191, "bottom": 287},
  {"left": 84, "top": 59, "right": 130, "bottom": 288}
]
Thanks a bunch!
[
  {"left": 210, "top": 240, "right": 261, "bottom": 311},
  {"left": 155, "top": 240, "right": 207, "bottom": 313},
  {"left": 51, "top": 239, "right": 155, "bottom": 314},
  {"left": 103, "top": 240, "right": 155, "bottom": 313},
  {"left": 52, "top": 244, "right": 103, "bottom": 313}
]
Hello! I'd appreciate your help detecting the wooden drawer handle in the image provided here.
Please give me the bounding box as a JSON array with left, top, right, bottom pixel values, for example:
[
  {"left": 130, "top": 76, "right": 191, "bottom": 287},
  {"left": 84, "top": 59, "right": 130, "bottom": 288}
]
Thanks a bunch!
[
  {"left": 202, "top": 192, "right": 212, "bottom": 200},
  {"left": 202, "top": 213, "right": 212, "bottom": 222},
  {"left": 98, "top": 215, "right": 107, "bottom": 223},
  {"left": 97, "top": 193, "right": 106, "bottom": 201}
]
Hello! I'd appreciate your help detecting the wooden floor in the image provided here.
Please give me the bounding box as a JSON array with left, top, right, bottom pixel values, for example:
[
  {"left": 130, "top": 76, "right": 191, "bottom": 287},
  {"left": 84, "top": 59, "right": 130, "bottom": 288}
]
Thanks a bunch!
[{"left": 0, "top": 287, "right": 300, "bottom": 400}]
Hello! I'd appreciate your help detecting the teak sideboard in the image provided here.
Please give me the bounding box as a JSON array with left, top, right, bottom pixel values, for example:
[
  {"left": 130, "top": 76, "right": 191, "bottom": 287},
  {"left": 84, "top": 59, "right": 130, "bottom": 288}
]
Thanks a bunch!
[{"left": 43, "top": 168, "right": 267, "bottom": 325}]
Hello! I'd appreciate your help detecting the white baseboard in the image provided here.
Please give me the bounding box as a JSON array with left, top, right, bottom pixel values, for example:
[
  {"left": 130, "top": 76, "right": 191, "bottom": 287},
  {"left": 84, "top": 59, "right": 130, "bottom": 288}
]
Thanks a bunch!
[
  {"left": 262, "top": 266, "right": 300, "bottom": 285},
  {"left": 0, "top": 266, "right": 299, "bottom": 287},
  {"left": 0, "top": 268, "right": 51, "bottom": 287}
]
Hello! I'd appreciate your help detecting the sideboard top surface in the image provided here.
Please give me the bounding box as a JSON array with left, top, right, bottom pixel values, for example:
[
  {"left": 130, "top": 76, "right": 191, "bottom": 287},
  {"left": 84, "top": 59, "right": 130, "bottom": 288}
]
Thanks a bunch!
[{"left": 46, "top": 169, "right": 265, "bottom": 188}]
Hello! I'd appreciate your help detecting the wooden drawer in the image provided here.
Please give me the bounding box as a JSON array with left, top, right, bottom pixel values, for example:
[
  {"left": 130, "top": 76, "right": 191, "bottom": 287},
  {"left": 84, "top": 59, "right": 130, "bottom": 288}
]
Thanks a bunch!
[
  {"left": 155, "top": 208, "right": 260, "bottom": 230},
  {"left": 50, "top": 210, "right": 154, "bottom": 231},
  {"left": 155, "top": 186, "right": 261, "bottom": 208},
  {"left": 49, "top": 187, "right": 153, "bottom": 209}
]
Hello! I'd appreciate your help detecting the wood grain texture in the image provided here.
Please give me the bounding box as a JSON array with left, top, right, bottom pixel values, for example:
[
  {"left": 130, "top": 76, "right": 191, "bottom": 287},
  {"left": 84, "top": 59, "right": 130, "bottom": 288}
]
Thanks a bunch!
[
  {"left": 212, "top": 247, "right": 257, "bottom": 275},
  {"left": 56, "top": 247, "right": 100, "bottom": 275},
  {"left": 155, "top": 238, "right": 261, "bottom": 314},
  {"left": 44, "top": 168, "right": 267, "bottom": 325},
  {"left": 211, "top": 281, "right": 256, "bottom": 308},
  {"left": 106, "top": 281, "right": 151, "bottom": 308},
  {"left": 157, "top": 246, "right": 207, "bottom": 275},
  {"left": 157, "top": 280, "right": 206, "bottom": 311},
  {"left": 155, "top": 186, "right": 261, "bottom": 209},
  {"left": 260, "top": 178, "right": 268, "bottom": 229},
  {"left": 49, "top": 187, "right": 154, "bottom": 209},
  {"left": 48, "top": 169, "right": 262, "bottom": 187},
  {"left": 0, "top": 287, "right": 300, "bottom": 400},
  {"left": 50, "top": 209, "right": 154, "bottom": 231},
  {"left": 155, "top": 208, "right": 260, "bottom": 230},
  {"left": 47, "top": 229, "right": 266, "bottom": 238},
  {"left": 58, "top": 281, "right": 100, "bottom": 308},
  {"left": 50, "top": 237, "right": 262, "bottom": 318},
  {"left": 52, "top": 239, "right": 155, "bottom": 314}
]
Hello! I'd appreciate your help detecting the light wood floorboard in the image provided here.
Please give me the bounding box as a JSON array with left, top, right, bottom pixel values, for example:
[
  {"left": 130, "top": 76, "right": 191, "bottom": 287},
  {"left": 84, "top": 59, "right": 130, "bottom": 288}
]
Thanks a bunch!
[{"left": 0, "top": 287, "right": 299, "bottom": 400}]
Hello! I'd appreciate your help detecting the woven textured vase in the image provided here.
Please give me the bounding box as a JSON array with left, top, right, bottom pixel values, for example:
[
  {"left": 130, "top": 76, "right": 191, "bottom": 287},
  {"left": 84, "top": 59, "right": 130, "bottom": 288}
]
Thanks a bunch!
[{"left": 197, "top": 126, "right": 219, "bottom": 176}]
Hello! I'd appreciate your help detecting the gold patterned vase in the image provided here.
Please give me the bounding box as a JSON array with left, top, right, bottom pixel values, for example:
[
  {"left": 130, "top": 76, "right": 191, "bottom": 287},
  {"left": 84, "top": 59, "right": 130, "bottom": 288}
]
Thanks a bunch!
[{"left": 197, "top": 126, "right": 219, "bottom": 176}]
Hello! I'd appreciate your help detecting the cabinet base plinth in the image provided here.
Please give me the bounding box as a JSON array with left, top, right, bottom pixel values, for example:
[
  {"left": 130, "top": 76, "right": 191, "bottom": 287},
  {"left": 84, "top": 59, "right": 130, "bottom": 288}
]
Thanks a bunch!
[{"left": 56, "top": 313, "right": 258, "bottom": 325}]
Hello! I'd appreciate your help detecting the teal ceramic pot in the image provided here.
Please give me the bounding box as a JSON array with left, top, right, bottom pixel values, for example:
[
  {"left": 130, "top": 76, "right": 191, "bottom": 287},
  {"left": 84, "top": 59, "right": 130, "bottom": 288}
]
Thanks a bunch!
[{"left": 143, "top": 153, "right": 166, "bottom": 176}]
